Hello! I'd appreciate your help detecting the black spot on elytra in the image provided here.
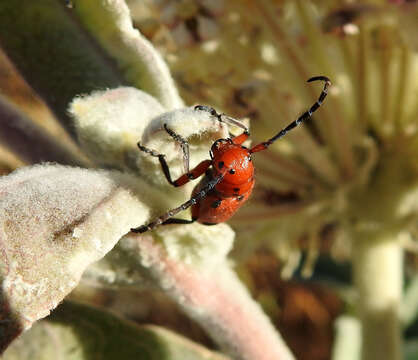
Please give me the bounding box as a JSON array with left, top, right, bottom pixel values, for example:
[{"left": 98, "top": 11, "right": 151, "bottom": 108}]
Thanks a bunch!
[
  {"left": 218, "top": 161, "right": 224, "bottom": 168},
  {"left": 211, "top": 199, "right": 222, "bottom": 208},
  {"left": 237, "top": 195, "right": 244, "bottom": 201}
]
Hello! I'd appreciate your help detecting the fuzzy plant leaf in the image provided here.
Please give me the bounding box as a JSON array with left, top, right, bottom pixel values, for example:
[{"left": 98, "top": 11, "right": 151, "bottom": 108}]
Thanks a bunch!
[
  {"left": 69, "top": 87, "right": 166, "bottom": 169},
  {"left": 136, "top": 105, "right": 230, "bottom": 189},
  {"left": 0, "top": 0, "right": 182, "bottom": 137},
  {"left": 0, "top": 0, "right": 121, "bottom": 136},
  {"left": 2, "top": 301, "right": 229, "bottom": 360},
  {"left": 69, "top": 86, "right": 229, "bottom": 187},
  {"left": 0, "top": 164, "right": 149, "bottom": 353},
  {"left": 83, "top": 234, "right": 295, "bottom": 360},
  {"left": 0, "top": 95, "right": 86, "bottom": 167},
  {"left": 72, "top": 0, "right": 184, "bottom": 110},
  {"left": 82, "top": 222, "right": 235, "bottom": 289}
]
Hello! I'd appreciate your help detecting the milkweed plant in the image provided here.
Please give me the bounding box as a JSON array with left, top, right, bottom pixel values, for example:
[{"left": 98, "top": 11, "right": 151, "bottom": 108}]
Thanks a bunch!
[{"left": 0, "top": 1, "right": 417, "bottom": 360}]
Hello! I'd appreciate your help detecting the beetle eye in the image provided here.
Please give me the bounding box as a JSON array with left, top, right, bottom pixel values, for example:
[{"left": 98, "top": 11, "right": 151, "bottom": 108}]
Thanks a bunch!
[{"left": 229, "top": 169, "right": 236, "bottom": 174}]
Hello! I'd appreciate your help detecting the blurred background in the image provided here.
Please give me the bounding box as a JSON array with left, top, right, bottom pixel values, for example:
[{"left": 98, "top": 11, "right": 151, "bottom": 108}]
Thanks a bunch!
[{"left": 0, "top": 1, "right": 417, "bottom": 359}]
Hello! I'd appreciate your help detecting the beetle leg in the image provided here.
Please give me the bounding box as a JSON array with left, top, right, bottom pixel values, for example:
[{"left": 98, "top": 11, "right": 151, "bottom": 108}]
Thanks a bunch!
[
  {"left": 172, "top": 159, "right": 212, "bottom": 187},
  {"left": 163, "top": 124, "right": 189, "bottom": 173},
  {"left": 162, "top": 218, "right": 195, "bottom": 225},
  {"left": 138, "top": 142, "right": 211, "bottom": 187},
  {"left": 231, "top": 130, "right": 250, "bottom": 145},
  {"left": 131, "top": 173, "right": 224, "bottom": 233}
]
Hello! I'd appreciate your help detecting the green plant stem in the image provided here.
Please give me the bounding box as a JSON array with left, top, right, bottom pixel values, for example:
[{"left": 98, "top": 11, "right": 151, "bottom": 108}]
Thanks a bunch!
[
  {"left": 401, "top": 275, "right": 418, "bottom": 328},
  {"left": 352, "top": 233, "right": 403, "bottom": 360},
  {"left": 393, "top": 42, "right": 410, "bottom": 132},
  {"left": 357, "top": 24, "right": 369, "bottom": 133}
]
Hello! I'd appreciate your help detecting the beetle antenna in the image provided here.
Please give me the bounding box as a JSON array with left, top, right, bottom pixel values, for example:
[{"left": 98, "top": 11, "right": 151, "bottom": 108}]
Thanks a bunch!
[
  {"left": 250, "top": 76, "right": 331, "bottom": 153},
  {"left": 131, "top": 173, "right": 225, "bottom": 233}
]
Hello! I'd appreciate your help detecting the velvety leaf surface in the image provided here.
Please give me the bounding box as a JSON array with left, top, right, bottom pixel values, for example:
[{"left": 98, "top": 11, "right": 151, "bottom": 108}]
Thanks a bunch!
[
  {"left": 3, "top": 301, "right": 229, "bottom": 360},
  {"left": 0, "top": 0, "right": 183, "bottom": 138},
  {"left": 69, "top": 87, "right": 165, "bottom": 170},
  {"left": 0, "top": 164, "right": 149, "bottom": 352},
  {"left": 0, "top": 0, "right": 123, "bottom": 136},
  {"left": 73, "top": 0, "right": 183, "bottom": 110},
  {"left": 0, "top": 95, "right": 86, "bottom": 166},
  {"left": 90, "top": 235, "right": 295, "bottom": 360},
  {"left": 69, "top": 86, "right": 229, "bottom": 189}
]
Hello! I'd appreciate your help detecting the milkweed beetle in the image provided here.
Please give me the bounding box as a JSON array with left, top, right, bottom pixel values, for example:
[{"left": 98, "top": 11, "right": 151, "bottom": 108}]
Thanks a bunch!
[{"left": 131, "top": 76, "right": 331, "bottom": 233}]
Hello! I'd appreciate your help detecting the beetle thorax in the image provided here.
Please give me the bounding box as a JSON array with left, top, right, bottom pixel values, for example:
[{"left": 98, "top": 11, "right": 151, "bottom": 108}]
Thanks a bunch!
[{"left": 211, "top": 140, "right": 254, "bottom": 189}]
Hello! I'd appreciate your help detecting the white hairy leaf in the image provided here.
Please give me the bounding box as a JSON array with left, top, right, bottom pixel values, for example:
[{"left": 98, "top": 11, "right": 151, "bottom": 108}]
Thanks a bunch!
[{"left": 0, "top": 164, "right": 148, "bottom": 342}]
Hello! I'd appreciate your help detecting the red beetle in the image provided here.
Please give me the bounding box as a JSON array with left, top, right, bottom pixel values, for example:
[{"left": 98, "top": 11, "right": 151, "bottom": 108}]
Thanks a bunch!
[{"left": 131, "top": 76, "right": 331, "bottom": 233}]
